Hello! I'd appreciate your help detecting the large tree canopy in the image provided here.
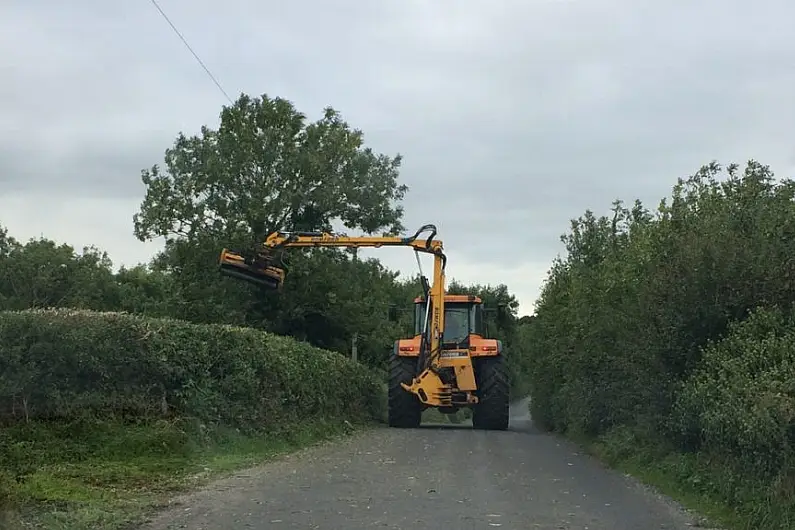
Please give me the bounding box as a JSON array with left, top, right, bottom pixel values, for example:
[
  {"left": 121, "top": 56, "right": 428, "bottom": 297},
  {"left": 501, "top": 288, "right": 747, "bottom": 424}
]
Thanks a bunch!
[{"left": 133, "top": 93, "right": 409, "bottom": 244}]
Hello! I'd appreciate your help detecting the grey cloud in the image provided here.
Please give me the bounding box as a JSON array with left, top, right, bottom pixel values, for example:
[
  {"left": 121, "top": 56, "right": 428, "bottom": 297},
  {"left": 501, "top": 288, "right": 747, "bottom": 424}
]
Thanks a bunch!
[
  {"left": 2, "top": 0, "right": 795, "bottom": 285},
  {"left": 0, "top": 136, "right": 166, "bottom": 198}
]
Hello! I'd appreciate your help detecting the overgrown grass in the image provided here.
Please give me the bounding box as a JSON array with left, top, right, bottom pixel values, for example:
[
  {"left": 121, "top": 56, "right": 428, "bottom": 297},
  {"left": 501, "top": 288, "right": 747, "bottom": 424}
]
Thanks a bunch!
[
  {"left": 0, "top": 415, "right": 377, "bottom": 530},
  {"left": 574, "top": 425, "right": 795, "bottom": 530}
]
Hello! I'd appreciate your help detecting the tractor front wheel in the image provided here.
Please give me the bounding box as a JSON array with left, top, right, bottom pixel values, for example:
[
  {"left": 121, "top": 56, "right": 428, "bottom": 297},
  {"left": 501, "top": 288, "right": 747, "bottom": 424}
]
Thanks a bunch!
[
  {"left": 388, "top": 352, "right": 422, "bottom": 428},
  {"left": 472, "top": 355, "right": 510, "bottom": 430}
]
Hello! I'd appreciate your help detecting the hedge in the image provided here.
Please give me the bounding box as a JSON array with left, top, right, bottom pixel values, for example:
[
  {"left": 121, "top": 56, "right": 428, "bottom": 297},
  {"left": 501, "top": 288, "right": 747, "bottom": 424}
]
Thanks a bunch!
[
  {"left": 672, "top": 306, "right": 795, "bottom": 483},
  {"left": 524, "top": 161, "right": 795, "bottom": 527},
  {"left": 0, "top": 308, "right": 386, "bottom": 430}
]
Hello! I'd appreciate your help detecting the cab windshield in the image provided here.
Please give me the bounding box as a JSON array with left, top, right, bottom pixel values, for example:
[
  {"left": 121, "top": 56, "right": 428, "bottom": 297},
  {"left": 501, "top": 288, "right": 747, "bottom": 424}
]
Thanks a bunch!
[
  {"left": 414, "top": 302, "right": 477, "bottom": 344},
  {"left": 442, "top": 306, "right": 469, "bottom": 344}
]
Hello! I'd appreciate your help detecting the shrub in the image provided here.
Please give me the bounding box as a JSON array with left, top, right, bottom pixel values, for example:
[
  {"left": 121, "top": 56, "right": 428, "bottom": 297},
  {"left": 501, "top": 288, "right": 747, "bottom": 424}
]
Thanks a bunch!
[
  {"left": 0, "top": 308, "right": 386, "bottom": 431},
  {"left": 672, "top": 306, "right": 795, "bottom": 481}
]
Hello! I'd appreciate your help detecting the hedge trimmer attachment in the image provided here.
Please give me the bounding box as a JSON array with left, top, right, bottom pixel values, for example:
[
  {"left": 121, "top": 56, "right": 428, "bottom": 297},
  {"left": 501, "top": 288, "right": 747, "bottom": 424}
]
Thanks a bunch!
[{"left": 218, "top": 247, "right": 286, "bottom": 290}]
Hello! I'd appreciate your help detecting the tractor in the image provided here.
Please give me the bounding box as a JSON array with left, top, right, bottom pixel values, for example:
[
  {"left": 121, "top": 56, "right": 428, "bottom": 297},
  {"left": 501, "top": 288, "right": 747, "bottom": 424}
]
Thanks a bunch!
[
  {"left": 387, "top": 293, "right": 509, "bottom": 430},
  {"left": 217, "top": 223, "right": 510, "bottom": 430}
]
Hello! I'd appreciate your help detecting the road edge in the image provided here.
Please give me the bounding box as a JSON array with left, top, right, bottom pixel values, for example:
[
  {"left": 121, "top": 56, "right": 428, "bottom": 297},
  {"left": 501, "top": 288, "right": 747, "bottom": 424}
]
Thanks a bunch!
[{"left": 526, "top": 404, "right": 728, "bottom": 529}]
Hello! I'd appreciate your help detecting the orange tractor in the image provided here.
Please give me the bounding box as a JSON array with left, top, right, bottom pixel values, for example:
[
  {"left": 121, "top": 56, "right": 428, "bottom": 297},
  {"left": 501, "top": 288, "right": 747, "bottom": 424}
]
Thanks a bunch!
[
  {"left": 218, "top": 224, "right": 510, "bottom": 430},
  {"left": 388, "top": 292, "right": 509, "bottom": 429}
]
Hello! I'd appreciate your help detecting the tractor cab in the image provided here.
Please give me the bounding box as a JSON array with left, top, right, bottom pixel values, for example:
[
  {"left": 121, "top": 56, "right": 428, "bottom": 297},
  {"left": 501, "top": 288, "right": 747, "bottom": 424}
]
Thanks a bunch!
[
  {"left": 413, "top": 294, "right": 485, "bottom": 349},
  {"left": 392, "top": 294, "right": 502, "bottom": 360}
]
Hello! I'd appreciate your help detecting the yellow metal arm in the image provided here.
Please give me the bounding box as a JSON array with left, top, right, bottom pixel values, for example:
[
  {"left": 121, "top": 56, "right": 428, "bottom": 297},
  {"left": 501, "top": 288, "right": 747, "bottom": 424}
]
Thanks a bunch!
[
  {"left": 218, "top": 224, "right": 446, "bottom": 290},
  {"left": 218, "top": 223, "right": 451, "bottom": 406},
  {"left": 260, "top": 225, "right": 444, "bottom": 255}
]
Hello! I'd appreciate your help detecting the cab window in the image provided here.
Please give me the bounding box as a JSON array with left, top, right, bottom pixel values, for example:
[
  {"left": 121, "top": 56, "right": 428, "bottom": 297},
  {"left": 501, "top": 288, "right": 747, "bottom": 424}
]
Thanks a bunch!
[{"left": 414, "top": 301, "right": 478, "bottom": 340}]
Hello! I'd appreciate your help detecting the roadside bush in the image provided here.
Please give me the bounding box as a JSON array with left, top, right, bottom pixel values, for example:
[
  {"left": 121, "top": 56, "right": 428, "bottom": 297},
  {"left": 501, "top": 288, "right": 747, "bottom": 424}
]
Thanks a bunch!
[
  {"left": 528, "top": 160, "right": 795, "bottom": 437},
  {"left": 0, "top": 308, "right": 386, "bottom": 431},
  {"left": 526, "top": 160, "right": 795, "bottom": 527},
  {"left": 672, "top": 306, "right": 795, "bottom": 482}
]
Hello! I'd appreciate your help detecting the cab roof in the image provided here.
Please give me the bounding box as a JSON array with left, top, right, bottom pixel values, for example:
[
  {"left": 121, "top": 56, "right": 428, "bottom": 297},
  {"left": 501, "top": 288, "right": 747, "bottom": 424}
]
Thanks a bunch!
[{"left": 413, "top": 294, "right": 482, "bottom": 304}]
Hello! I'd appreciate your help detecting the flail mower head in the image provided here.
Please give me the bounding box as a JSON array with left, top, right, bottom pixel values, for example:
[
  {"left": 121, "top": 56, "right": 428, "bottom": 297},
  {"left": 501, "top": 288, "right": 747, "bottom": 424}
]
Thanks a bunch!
[{"left": 218, "top": 248, "right": 285, "bottom": 290}]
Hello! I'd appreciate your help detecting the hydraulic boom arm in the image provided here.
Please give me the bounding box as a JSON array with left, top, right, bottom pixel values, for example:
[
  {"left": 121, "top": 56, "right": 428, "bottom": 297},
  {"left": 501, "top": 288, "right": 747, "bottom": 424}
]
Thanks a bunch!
[{"left": 218, "top": 224, "right": 451, "bottom": 404}]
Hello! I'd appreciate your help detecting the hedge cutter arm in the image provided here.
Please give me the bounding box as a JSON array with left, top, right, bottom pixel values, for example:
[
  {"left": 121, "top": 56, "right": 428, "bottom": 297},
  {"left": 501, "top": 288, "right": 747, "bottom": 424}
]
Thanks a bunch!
[{"left": 217, "top": 224, "right": 450, "bottom": 405}]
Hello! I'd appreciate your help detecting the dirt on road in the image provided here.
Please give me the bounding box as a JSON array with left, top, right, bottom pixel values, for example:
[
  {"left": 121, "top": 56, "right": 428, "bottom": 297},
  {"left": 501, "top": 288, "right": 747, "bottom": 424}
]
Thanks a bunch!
[{"left": 138, "top": 398, "right": 713, "bottom": 530}]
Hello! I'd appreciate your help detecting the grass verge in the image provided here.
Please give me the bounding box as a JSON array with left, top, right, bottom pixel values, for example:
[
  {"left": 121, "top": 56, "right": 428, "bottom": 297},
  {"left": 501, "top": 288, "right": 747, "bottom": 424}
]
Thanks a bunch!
[
  {"left": 0, "top": 416, "right": 378, "bottom": 530},
  {"left": 569, "top": 425, "right": 795, "bottom": 530}
]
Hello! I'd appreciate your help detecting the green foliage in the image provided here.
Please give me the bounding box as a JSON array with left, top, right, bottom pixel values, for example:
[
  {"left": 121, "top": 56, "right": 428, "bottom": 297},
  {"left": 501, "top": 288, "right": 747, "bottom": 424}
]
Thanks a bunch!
[
  {"left": 672, "top": 307, "right": 795, "bottom": 482},
  {"left": 0, "top": 303, "right": 389, "bottom": 526},
  {"left": 0, "top": 237, "right": 118, "bottom": 312},
  {"left": 147, "top": 235, "right": 258, "bottom": 325},
  {"left": 0, "top": 308, "right": 385, "bottom": 429},
  {"left": 0, "top": 221, "right": 530, "bottom": 379},
  {"left": 262, "top": 250, "right": 405, "bottom": 367},
  {"left": 528, "top": 159, "right": 795, "bottom": 528},
  {"left": 132, "top": 93, "right": 408, "bottom": 244},
  {"left": 124, "top": 91, "right": 429, "bottom": 369}
]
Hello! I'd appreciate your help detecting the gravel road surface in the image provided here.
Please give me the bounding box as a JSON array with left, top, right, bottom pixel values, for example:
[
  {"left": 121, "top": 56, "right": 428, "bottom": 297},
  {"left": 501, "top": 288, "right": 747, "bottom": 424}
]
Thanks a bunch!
[{"left": 139, "top": 398, "right": 711, "bottom": 530}]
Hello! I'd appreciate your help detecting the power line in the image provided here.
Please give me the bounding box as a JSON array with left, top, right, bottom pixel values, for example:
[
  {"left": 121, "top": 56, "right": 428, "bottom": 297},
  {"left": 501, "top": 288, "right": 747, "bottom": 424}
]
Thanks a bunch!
[{"left": 148, "top": 0, "right": 233, "bottom": 104}]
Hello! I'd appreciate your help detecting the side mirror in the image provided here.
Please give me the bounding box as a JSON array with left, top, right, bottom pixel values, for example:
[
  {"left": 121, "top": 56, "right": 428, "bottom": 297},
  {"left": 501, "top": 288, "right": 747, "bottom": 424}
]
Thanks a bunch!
[{"left": 388, "top": 305, "right": 399, "bottom": 322}]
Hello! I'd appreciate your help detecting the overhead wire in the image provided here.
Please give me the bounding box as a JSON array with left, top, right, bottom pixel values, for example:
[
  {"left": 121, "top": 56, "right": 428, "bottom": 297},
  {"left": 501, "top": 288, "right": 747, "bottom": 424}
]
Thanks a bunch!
[{"left": 148, "top": 0, "right": 233, "bottom": 104}]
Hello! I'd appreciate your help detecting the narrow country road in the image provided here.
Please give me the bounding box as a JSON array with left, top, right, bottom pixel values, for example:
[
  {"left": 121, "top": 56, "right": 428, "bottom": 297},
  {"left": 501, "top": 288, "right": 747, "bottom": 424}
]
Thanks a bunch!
[{"left": 139, "top": 398, "right": 710, "bottom": 530}]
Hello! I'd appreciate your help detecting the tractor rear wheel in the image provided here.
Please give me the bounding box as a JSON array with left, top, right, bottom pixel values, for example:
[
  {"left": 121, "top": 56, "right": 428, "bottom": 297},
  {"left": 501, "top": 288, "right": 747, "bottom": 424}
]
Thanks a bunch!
[
  {"left": 388, "top": 352, "right": 422, "bottom": 428},
  {"left": 472, "top": 355, "right": 510, "bottom": 430}
]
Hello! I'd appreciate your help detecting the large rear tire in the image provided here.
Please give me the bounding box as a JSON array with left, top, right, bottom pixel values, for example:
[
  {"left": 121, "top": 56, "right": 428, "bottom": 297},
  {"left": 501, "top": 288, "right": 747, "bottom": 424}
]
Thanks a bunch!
[
  {"left": 388, "top": 352, "right": 422, "bottom": 428},
  {"left": 472, "top": 355, "right": 510, "bottom": 430}
]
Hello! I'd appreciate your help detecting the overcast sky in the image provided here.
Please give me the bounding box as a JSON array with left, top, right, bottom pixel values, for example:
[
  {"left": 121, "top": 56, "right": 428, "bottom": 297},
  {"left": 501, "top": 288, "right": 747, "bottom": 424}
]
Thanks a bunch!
[{"left": 2, "top": 0, "right": 794, "bottom": 315}]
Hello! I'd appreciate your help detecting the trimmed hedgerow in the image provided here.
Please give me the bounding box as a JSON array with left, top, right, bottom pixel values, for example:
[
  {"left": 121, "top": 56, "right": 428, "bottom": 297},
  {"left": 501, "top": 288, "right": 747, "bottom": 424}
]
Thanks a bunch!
[{"left": 0, "top": 308, "right": 386, "bottom": 430}]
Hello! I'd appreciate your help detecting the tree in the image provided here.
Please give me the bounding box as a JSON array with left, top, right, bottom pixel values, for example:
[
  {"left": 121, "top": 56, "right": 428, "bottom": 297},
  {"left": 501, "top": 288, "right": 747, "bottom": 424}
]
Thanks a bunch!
[
  {"left": 132, "top": 93, "right": 409, "bottom": 245},
  {"left": 0, "top": 236, "right": 117, "bottom": 312},
  {"left": 127, "top": 91, "right": 417, "bottom": 372},
  {"left": 0, "top": 224, "right": 16, "bottom": 257}
]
